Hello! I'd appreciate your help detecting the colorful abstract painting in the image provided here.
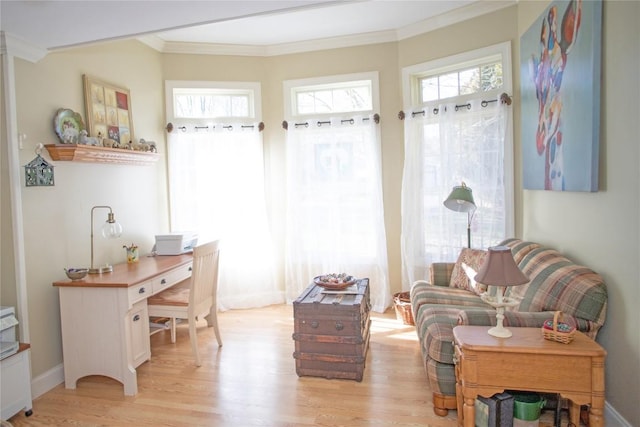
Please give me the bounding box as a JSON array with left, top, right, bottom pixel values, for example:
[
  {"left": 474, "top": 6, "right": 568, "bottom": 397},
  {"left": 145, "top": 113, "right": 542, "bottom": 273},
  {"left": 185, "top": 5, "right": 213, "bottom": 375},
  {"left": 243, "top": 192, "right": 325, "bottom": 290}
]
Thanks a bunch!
[{"left": 520, "top": 0, "right": 602, "bottom": 191}]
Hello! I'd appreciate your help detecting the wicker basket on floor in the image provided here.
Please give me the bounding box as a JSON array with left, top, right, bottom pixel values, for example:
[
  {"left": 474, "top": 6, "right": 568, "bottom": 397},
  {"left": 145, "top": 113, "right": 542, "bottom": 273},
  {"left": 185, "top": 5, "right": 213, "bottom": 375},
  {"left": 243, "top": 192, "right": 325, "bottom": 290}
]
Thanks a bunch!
[
  {"left": 542, "top": 311, "right": 575, "bottom": 344},
  {"left": 393, "top": 291, "right": 414, "bottom": 325}
]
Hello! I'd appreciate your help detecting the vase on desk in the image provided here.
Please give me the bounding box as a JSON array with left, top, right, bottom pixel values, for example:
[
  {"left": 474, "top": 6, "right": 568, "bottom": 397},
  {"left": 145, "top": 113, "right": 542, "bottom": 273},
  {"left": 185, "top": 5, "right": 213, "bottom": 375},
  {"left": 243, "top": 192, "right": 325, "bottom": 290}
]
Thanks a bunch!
[{"left": 124, "top": 245, "right": 139, "bottom": 263}]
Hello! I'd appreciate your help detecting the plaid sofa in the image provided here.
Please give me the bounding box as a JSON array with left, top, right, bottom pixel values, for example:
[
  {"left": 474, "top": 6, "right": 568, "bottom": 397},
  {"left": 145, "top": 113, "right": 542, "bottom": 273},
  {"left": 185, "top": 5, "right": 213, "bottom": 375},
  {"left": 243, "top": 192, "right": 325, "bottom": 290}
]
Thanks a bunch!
[{"left": 409, "top": 238, "right": 608, "bottom": 416}]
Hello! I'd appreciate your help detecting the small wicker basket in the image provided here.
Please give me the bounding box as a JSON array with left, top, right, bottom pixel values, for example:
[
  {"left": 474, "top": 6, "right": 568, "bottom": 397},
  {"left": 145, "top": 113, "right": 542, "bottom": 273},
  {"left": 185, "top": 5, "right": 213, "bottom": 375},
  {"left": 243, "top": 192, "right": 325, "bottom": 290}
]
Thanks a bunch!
[
  {"left": 393, "top": 291, "right": 414, "bottom": 326},
  {"left": 542, "top": 311, "right": 575, "bottom": 344}
]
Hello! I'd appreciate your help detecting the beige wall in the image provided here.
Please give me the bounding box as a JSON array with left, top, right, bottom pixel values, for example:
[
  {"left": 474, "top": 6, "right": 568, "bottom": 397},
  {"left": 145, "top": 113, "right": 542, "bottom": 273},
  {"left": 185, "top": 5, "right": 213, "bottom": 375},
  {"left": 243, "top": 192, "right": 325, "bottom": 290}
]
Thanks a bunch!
[
  {"left": 517, "top": 2, "right": 640, "bottom": 425},
  {"left": 2, "top": 1, "right": 638, "bottom": 424},
  {"left": 12, "top": 40, "right": 169, "bottom": 376}
]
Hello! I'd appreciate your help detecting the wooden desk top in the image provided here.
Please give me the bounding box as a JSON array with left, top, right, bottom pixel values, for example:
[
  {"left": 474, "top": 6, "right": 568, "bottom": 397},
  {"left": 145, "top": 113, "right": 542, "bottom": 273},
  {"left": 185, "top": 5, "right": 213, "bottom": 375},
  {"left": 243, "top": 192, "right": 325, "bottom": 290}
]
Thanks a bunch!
[
  {"left": 453, "top": 325, "right": 606, "bottom": 357},
  {"left": 53, "top": 254, "right": 192, "bottom": 288}
]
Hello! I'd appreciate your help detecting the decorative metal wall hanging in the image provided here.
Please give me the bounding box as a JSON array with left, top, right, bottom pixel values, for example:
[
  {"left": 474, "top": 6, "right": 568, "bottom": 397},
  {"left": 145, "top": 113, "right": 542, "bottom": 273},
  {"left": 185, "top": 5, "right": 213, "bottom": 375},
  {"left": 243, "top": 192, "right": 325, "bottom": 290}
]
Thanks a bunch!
[{"left": 24, "top": 143, "right": 54, "bottom": 187}]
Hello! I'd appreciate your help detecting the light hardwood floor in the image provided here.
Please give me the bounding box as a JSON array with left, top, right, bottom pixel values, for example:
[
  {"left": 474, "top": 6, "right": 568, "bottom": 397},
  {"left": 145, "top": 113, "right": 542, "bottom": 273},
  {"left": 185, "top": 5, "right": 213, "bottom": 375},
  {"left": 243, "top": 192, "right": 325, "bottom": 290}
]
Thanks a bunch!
[{"left": 8, "top": 304, "right": 459, "bottom": 427}]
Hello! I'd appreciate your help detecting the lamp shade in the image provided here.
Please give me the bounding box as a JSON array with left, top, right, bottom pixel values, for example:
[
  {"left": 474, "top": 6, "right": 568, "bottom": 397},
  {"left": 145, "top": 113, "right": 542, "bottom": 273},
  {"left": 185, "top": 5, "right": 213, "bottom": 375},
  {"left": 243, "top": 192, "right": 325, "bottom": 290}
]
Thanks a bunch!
[
  {"left": 443, "top": 183, "right": 476, "bottom": 213},
  {"left": 474, "top": 246, "right": 529, "bottom": 287},
  {"left": 90, "top": 205, "right": 122, "bottom": 274},
  {"left": 101, "top": 212, "right": 123, "bottom": 239}
]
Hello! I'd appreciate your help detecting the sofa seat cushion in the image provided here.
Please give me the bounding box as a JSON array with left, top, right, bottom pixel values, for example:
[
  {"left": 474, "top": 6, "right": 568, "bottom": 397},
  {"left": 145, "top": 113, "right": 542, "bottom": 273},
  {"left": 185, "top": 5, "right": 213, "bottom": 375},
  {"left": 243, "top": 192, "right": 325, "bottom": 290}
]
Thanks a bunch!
[
  {"left": 457, "top": 309, "right": 579, "bottom": 329},
  {"left": 411, "top": 281, "right": 490, "bottom": 315}
]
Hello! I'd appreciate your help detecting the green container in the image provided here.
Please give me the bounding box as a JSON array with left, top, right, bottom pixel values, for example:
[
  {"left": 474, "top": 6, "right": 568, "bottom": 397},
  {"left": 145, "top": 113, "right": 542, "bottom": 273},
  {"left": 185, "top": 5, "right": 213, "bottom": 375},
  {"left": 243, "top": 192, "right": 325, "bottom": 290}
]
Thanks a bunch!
[{"left": 513, "top": 393, "right": 545, "bottom": 421}]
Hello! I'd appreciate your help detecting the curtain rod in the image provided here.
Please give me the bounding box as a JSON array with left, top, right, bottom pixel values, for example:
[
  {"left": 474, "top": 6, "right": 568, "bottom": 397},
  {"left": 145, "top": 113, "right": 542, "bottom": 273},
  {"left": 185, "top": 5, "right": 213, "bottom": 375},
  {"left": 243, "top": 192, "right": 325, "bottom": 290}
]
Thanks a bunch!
[
  {"left": 282, "top": 113, "right": 380, "bottom": 130},
  {"left": 165, "top": 122, "right": 265, "bottom": 133},
  {"left": 398, "top": 92, "right": 512, "bottom": 120}
]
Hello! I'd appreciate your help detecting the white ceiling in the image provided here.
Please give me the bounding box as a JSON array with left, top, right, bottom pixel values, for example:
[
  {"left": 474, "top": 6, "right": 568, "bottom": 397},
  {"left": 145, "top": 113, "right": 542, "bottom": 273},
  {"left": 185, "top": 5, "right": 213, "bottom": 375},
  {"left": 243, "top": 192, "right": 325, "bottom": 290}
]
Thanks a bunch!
[{"left": 0, "top": 0, "right": 512, "bottom": 56}]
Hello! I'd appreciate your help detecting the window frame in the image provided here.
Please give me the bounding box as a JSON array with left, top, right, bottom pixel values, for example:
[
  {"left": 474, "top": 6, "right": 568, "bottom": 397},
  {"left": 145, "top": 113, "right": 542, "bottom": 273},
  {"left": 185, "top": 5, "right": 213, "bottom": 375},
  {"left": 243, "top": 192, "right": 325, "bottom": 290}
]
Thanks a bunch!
[{"left": 403, "top": 42, "right": 512, "bottom": 107}]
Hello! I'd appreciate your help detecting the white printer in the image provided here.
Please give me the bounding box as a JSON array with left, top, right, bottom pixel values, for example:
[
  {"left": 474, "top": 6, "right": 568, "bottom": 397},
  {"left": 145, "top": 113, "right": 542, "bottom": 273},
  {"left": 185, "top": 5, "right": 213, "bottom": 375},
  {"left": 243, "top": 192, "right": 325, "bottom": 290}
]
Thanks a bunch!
[{"left": 154, "top": 232, "right": 198, "bottom": 255}]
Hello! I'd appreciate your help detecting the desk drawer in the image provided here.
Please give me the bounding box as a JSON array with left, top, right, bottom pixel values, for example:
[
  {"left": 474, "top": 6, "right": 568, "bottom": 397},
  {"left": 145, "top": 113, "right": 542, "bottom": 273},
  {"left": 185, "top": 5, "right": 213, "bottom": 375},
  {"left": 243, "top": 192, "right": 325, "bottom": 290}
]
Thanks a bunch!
[
  {"left": 129, "top": 281, "right": 152, "bottom": 304},
  {"left": 152, "top": 262, "right": 192, "bottom": 294}
]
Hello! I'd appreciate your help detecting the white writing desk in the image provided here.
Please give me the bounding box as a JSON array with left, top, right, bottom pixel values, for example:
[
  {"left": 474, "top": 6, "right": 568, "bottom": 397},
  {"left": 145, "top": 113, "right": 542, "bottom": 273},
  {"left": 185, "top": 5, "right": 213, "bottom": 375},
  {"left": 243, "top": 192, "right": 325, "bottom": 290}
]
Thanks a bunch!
[{"left": 53, "top": 254, "right": 192, "bottom": 396}]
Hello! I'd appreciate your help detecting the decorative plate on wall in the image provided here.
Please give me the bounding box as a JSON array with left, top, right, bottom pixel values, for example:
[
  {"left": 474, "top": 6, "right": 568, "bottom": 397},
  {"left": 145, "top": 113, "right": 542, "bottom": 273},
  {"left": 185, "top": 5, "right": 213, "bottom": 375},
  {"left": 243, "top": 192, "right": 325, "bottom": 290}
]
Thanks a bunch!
[{"left": 54, "top": 108, "right": 85, "bottom": 144}]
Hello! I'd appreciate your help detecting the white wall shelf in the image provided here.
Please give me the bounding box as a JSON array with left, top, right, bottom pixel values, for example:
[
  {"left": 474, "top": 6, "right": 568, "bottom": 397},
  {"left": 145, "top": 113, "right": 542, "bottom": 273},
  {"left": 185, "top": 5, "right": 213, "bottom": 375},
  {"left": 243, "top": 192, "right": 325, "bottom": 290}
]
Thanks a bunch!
[{"left": 44, "top": 144, "right": 159, "bottom": 166}]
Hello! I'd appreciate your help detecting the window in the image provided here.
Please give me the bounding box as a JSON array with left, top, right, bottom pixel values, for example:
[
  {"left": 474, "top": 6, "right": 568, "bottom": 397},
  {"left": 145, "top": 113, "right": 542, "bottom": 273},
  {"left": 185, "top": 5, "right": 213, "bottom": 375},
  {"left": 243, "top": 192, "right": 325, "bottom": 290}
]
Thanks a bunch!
[
  {"left": 292, "top": 80, "right": 373, "bottom": 115},
  {"left": 167, "top": 81, "right": 259, "bottom": 122},
  {"left": 400, "top": 42, "right": 514, "bottom": 288},
  {"left": 173, "top": 89, "right": 251, "bottom": 118},
  {"left": 283, "top": 72, "right": 390, "bottom": 312},
  {"left": 285, "top": 73, "right": 378, "bottom": 118},
  {"left": 418, "top": 58, "right": 503, "bottom": 102}
]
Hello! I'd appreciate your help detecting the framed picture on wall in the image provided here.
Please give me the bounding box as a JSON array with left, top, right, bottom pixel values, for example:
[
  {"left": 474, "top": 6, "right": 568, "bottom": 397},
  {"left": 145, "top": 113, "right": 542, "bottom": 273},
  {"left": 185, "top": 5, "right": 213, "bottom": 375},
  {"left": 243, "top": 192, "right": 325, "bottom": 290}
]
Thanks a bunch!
[
  {"left": 520, "top": 0, "right": 602, "bottom": 192},
  {"left": 82, "top": 75, "right": 134, "bottom": 144}
]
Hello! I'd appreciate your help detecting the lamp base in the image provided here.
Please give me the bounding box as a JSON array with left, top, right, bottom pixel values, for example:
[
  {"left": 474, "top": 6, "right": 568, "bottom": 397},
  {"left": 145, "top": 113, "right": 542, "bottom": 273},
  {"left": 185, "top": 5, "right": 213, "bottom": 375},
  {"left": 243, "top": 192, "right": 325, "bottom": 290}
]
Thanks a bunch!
[
  {"left": 481, "top": 293, "right": 520, "bottom": 339},
  {"left": 488, "top": 325, "right": 513, "bottom": 338},
  {"left": 89, "top": 265, "right": 113, "bottom": 274}
]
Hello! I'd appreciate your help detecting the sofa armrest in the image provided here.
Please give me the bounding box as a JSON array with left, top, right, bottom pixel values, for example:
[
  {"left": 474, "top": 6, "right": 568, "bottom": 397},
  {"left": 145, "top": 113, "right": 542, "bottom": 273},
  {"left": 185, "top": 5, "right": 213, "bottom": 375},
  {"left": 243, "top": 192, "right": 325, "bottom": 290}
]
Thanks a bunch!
[
  {"left": 457, "top": 310, "right": 579, "bottom": 329},
  {"left": 429, "top": 262, "right": 455, "bottom": 287}
]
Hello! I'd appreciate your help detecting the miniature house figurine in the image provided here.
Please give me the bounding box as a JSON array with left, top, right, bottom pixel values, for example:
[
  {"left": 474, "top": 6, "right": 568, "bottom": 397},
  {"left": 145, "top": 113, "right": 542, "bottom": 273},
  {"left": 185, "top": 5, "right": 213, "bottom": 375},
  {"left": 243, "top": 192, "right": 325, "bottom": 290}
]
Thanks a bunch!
[{"left": 24, "top": 144, "right": 54, "bottom": 187}]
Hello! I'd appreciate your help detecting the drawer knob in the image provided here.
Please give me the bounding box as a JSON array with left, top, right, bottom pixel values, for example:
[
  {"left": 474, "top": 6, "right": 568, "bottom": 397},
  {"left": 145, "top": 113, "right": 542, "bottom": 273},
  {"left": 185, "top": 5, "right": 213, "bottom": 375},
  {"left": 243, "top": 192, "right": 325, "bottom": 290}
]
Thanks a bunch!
[
  {"left": 311, "top": 321, "right": 319, "bottom": 329},
  {"left": 161, "top": 279, "right": 166, "bottom": 284},
  {"left": 139, "top": 287, "right": 146, "bottom": 294},
  {"left": 189, "top": 266, "right": 193, "bottom": 271},
  {"left": 335, "top": 321, "right": 344, "bottom": 331},
  {"left": 133, "top": 315, "right": 140, "bottom": 322}
]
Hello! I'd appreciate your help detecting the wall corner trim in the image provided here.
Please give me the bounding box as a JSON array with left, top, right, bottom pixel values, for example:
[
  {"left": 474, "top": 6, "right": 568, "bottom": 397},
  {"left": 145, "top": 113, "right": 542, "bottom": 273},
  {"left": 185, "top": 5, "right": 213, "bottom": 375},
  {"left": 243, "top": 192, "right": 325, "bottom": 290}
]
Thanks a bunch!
[{"left": 1, "top": 31, "right": 48, "bottom": 63}]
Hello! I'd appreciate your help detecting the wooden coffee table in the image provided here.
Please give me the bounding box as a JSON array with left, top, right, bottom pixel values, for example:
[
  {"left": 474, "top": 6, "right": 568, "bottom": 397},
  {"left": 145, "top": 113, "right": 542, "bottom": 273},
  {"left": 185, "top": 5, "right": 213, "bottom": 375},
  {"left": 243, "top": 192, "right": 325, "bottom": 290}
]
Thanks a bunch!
[{"left": 453, "top": 326, "right": 606, "bottom": 427}]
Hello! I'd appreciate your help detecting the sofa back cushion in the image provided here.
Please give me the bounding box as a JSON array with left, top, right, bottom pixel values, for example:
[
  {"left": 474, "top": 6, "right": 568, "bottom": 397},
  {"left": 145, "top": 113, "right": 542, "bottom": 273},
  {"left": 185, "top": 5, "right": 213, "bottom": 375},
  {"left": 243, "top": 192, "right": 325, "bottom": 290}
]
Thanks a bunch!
[
  {"left": 449, "top": 248, "right": 488, "bottom": 295},
  {"left": 507, "top": 247, "right": 607, "bottom": 330},
  {"left": 499, "top": 238, "right": 541, "bottom": 264}
]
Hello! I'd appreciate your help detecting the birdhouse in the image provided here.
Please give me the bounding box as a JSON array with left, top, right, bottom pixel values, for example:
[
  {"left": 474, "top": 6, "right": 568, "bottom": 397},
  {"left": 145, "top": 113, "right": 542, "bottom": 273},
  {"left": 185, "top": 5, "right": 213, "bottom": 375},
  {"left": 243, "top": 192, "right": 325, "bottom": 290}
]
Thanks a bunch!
[{"left": 24, "top": 153, "right": 54, "bottom": 187}]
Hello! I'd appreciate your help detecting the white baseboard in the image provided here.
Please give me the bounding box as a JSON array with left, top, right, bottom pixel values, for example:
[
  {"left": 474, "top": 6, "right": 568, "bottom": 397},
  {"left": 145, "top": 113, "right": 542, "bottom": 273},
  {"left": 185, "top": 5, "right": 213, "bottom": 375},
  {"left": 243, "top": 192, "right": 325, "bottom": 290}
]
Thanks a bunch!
[
  {"left": 605, "top": 401, "right": 632, "bottom": 427},
  {"left": 28, "top": 365, "right": 633, "bottom": 427},
  {"left": 30, "top": 363, "right": 63, "bottom": 399}
]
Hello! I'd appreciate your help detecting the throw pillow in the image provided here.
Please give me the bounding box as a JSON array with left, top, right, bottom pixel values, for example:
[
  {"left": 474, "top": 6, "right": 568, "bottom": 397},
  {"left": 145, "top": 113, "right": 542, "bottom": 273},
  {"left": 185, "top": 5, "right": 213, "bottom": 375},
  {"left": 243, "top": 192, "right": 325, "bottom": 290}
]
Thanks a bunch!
[{"left": 449, "top": 248, "right": 488, "bottom": 295}]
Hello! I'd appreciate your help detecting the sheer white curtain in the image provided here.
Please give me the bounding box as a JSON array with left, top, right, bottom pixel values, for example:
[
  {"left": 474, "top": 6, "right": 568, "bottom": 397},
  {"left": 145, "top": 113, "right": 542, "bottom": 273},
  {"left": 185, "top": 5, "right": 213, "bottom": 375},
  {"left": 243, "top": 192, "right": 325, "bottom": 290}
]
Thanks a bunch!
[
  {"left": 168, "top": 127, "right": 283, "bottom": 310},
  {"left": 284, "top": 116, "right": 391, "bottom": 312},
  {"left": 401, "top": 98, "right": 511, "bottom": 288}
]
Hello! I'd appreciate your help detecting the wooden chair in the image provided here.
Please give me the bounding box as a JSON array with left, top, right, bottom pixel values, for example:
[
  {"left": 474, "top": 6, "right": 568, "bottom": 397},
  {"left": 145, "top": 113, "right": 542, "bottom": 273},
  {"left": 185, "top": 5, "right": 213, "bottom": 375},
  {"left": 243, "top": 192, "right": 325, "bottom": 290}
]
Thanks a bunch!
[{"left": 147, "top": 240, "right": 222, "bottom": 366}]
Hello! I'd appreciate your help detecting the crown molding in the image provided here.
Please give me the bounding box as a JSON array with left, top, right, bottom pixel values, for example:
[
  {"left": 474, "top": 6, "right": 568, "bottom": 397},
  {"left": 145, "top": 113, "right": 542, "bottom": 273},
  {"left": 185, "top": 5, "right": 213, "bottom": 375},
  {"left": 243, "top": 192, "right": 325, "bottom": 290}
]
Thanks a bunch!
[
  {"left": 139, "top": 29, "right": 397, "bottom": 57},
  {"left": 0, "top": 31, "right": 48, "bottom": 63},
  {"left": 397, "top": 0, "right": 517, "bottom": 40},
  {"left": 136, "top": 35, "right": 167, "bottom": 52},
  {"left": 137, "top": 0, "right": 517, "bottom": 57},
  {"left": 264, "top": 30, "right": 397, "bottom": 56},
  {"left": 138, "top": 36, "right": 265, "bottom": 56}
]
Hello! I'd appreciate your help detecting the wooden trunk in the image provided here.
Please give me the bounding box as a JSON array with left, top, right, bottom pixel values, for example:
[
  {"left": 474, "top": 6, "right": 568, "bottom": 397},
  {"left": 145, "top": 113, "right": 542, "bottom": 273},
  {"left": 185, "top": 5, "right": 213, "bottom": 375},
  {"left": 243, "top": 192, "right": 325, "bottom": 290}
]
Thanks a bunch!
[{"left": 292, "top": 278, "right": 370, "bottom": 382}]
